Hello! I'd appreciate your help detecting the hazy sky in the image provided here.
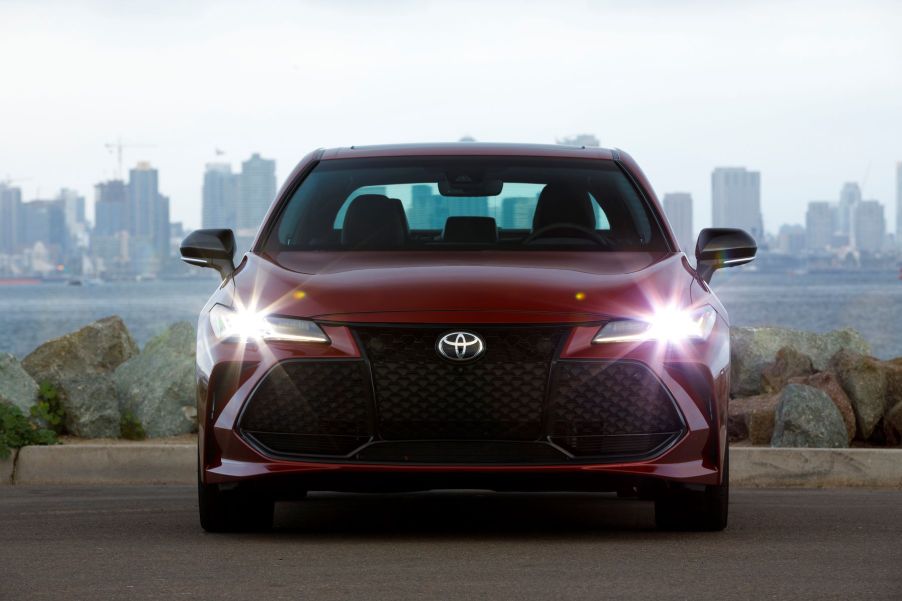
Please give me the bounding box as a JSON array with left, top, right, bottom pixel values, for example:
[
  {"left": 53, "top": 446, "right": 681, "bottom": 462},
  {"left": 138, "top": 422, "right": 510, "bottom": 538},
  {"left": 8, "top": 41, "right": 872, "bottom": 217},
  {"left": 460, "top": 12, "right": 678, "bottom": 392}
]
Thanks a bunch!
[{"left": 1, "top": 0, "right": 900, "bottom": 234}]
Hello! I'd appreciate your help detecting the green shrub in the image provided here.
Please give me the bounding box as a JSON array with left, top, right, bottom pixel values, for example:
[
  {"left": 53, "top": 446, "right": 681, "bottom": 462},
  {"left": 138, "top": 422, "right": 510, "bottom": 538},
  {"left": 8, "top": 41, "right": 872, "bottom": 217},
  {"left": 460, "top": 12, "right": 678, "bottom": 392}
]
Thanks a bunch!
[
  {"left": 0, "top": 403, "right": 58, "bottom": 459},
  {"left": 120, "top": 411, "right": 146, "bottom": 441},
  {"left": 30, "top": 381, "right": 66, "bottom": 434}
]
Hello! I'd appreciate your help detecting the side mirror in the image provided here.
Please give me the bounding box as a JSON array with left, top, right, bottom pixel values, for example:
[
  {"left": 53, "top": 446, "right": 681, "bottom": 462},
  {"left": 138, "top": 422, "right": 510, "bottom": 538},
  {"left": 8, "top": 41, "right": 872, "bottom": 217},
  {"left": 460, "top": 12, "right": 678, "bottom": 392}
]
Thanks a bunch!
[
  {"left": 695, "top": 227, "right": 757, "bottom": 283},
  {"left": 180, "top": 229, "right": 236, "bottom": 279}
]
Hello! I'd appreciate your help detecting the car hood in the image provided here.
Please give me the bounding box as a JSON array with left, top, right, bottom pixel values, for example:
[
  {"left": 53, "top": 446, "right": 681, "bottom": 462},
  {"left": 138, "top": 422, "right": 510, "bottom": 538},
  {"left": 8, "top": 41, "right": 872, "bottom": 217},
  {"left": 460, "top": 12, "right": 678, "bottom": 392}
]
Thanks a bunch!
[{"left": 230, "top": 251, "right": 695, "bottom": 324}]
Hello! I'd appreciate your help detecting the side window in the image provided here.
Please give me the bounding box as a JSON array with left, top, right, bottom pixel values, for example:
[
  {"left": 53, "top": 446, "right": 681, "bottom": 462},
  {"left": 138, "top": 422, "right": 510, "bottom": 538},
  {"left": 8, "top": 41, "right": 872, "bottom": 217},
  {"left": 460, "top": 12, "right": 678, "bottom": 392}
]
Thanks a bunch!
[{"left": 588, "top": 193, "right": 611, "bottom": 230}]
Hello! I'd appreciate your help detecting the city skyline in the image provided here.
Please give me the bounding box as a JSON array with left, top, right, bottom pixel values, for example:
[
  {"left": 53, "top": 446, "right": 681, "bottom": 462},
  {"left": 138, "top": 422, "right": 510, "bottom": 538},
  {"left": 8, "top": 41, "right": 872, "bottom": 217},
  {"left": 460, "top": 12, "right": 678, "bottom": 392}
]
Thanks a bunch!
[{"left": 2, "top": 151, "right": 899, "bottom": 279}]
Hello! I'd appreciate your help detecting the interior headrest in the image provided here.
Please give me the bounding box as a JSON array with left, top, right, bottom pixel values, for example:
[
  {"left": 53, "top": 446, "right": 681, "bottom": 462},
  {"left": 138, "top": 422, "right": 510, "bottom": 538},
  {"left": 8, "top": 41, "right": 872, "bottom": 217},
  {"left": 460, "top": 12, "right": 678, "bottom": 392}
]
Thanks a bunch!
[
  {"left": 532, "top": 183, "right": 597, "bottom": 231},
  {"left": 441, "top": 216, "right": 498, "bottom": 244},
  {"left": 341, "top": 194, "right": 409, "bottom": 248}
]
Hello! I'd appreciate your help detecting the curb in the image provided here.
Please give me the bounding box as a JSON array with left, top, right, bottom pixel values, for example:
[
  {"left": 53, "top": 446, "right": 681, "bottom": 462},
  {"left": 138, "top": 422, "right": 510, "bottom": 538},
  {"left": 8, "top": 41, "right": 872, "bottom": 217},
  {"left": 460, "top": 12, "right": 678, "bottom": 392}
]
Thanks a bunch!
[
  {"left": 3, "top": 444, "right": 901, "bottom": 488},
  {"left": 10, "top": 444, "right": 195, "bottom": 486},
  {"left": 731, "top": 447, "right": 902, "bottom": 488}
]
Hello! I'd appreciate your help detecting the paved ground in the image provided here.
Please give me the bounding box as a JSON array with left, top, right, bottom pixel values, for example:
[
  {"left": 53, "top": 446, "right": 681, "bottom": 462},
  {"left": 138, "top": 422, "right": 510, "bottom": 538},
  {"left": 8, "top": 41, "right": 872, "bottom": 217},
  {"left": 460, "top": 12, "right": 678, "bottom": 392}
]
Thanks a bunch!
[{"left": 1, "top": 487, "right": 900, "bottom": 600}]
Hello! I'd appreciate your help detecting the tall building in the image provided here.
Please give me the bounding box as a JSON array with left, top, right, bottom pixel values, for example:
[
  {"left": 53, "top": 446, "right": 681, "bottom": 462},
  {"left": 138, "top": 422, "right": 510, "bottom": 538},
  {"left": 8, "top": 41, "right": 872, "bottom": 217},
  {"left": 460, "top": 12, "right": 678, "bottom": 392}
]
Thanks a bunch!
[
  {"left": 896, "top": 162, "right": 902, "bottom": 248},
  {"left": 661, "top": 193, "right": 694, "bottom": 253},
  {"left": 128, "top": 162, "right": 159, "bottom": 239},
  {"left": 125, "top": 163, "right": 170, "bottom": 272},
  {"left": 805, "top": 201, "right": 833, "bottom": 251},
  {"left": 237, "top": 153, "right": 276, "bottom": 232},
  {"left": 836, "top": 182, "right": 861, "bottom": 240},
  {"left": 711, "top": 167, "right": 763, "bottom": 242},
  {"left": 853, "top": 200, "right": 885, "bottom": 254},
  {"left": 202, "top": 163, "right": 239, "bottom": 229},
  {"left": 408, "top": 184, "right": 435, "bottom": 229},
  {"left": 94, "top": 180, "right": 128, "bottom": 236},
  {"left": 58, "top": 188, "right": 85, "bottom": 229},
  {"left": 21, "top": 199, "right": 66, "bottom": 252},
  {"left": 0, "top": 184, "right": 22, "bottom": 254},
  {"left": 501, "top": 197, "right": 534, "bottom": 229}
]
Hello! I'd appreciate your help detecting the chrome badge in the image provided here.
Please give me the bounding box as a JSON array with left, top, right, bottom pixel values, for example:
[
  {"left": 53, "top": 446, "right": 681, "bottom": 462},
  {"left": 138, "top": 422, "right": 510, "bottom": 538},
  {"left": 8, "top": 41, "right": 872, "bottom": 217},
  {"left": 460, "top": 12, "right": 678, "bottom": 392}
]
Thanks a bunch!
[{"left": 436, "top": 331, "right": 485, "bottom": 362}]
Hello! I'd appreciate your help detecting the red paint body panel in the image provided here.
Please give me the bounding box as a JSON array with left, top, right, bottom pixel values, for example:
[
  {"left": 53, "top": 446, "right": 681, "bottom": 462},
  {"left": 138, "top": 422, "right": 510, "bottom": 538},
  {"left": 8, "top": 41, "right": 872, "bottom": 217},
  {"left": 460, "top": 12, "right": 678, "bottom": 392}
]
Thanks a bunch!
[{"left": 196, "top": 144, "right": 731, "bottom": 493}]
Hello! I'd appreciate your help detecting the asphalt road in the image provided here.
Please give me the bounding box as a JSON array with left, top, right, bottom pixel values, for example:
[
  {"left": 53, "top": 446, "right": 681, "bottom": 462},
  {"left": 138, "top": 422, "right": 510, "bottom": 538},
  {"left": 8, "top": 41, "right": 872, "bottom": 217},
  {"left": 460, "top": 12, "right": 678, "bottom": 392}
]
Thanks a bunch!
[{"left": 1, "top": 487, "right": 900, "bottom": 601}]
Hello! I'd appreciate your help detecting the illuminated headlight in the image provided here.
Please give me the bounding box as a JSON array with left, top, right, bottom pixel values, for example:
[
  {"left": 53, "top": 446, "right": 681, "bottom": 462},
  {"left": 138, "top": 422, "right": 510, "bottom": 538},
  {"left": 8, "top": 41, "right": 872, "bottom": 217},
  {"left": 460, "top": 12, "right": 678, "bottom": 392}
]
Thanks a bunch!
[
  {"left": 209, "top": 304, "right": 329, "bottom": 343},
  {"left": 593, "top": 305, "right": 717, "bottom": 344}
]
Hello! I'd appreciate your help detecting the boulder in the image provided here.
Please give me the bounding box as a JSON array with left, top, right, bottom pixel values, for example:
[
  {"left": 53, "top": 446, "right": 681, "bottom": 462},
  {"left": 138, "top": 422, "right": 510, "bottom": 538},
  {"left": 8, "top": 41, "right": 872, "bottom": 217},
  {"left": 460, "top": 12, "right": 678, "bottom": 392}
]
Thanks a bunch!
[
  {"left": 882, "top": 358, "right": 902, "bottom": 413},
  {"left": 886, "top": 402, "right": 902, "bottom": 439},
  {"left": 21, "top": 316, "right": 136, "bottom": 438},
  {"left": 59, "top": 376, "right": 121, "bottom": 438},
  {"left": 728, "top": 394, "right": 779, "bottom": 444},
  {"left": 114, "top": 322, "right": 196, "bottom": 438},
  {"left": 0, "top": 353, "right": 39, "bottom": 414},
  {"left": 787, "top": 372, "right": 856, "bottom": 443},
  {"left": 829, "top": 349, "right": 887, "bottom": 440},
  {"left": 730, "top": 327, "right": 870, "bottom": 397},
  {"left": 761, "top": 347, "right": 814, "bottom": 393},
  {"left": 771, "top": 384, "right": 848, "bottom": 448}
]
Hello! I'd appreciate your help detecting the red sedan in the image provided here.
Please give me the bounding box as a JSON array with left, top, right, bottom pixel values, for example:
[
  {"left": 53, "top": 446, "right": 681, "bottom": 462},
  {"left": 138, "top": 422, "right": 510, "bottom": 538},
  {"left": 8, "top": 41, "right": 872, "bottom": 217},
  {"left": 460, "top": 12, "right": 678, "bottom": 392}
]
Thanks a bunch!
[{"left": 180, "top": 143, "right": 756, "bottom": 532}]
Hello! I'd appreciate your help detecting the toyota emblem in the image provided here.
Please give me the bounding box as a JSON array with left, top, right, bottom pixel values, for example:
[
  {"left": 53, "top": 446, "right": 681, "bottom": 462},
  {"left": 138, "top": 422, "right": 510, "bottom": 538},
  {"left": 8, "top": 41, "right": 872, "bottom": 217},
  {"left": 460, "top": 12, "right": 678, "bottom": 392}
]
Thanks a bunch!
[{"left": 436, "top": 331, "right": 486, "bottom": 362}]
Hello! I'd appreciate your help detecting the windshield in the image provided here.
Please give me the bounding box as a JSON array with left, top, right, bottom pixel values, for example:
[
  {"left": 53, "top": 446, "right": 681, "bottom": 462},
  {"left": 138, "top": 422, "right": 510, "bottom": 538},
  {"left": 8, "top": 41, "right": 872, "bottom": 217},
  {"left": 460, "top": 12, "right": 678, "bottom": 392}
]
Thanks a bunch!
[{"left": 263, "top": 156, "right": 669, "bottom": 252}]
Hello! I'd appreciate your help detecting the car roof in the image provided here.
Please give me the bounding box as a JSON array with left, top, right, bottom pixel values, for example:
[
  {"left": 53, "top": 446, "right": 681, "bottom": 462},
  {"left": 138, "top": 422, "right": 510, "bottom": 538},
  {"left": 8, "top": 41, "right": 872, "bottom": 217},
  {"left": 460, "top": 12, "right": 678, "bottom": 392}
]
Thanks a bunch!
[{"left": 320, "top": 142, "right": 617, "bottom": 161}]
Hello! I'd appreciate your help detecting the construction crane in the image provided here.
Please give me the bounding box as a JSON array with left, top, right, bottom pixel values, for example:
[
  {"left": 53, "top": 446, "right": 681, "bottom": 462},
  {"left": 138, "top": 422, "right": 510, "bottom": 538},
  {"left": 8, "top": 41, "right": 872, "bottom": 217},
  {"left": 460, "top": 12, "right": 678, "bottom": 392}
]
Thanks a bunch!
[{"left": 105, "top": 137, "right": 156, "bottom": 180}]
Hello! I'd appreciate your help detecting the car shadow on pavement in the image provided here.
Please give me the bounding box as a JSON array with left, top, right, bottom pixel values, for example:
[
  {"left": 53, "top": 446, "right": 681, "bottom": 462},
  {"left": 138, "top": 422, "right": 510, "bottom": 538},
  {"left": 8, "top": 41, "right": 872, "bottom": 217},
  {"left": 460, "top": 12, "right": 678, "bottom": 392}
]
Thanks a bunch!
[{"left": 269, "top": 491, "right": 660, "bottom": 539}]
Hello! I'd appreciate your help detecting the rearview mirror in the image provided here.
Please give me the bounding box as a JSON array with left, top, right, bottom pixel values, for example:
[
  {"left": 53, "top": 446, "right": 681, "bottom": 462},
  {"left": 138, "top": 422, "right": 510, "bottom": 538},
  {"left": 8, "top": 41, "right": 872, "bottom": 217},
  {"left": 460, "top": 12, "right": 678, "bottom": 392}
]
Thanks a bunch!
[
  {"left": 180, "top": 229, "right": 236, "bottom": 280},
  {"left": 695, "top": 228, "right": 757, "bottom": 283}
]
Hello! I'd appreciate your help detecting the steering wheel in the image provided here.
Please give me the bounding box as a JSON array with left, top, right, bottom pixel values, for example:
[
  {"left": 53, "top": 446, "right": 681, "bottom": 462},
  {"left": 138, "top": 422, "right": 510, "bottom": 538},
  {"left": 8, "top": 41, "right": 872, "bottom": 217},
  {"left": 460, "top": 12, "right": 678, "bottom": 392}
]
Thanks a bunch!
[{"left": 523, "top": 223, "right": 611, "bottom": 247}]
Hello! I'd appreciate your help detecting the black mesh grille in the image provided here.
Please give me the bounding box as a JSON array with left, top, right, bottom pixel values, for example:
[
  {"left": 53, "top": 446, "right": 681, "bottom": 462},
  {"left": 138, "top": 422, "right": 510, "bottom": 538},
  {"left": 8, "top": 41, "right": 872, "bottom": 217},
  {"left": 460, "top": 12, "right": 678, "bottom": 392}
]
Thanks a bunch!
[
  {"left": 356, "top": 326, "right": 569, "bottom": 440},
  {"left": 238, "top": 331, "right": 685, "bottom": 462},
  {"left": 547, "top": 361, "right": 683, "bottom": 456},
  {"left": 240, "top": 360, "right": 372, "bottom": 455}
]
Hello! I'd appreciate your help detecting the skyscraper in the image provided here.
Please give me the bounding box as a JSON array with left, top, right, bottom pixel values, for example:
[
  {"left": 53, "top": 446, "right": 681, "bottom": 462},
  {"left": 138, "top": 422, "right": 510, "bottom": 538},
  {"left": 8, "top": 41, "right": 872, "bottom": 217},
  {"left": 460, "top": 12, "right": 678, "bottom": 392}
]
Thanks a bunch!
[
  {"left": 836, "top": 182, "right": 861, "bottom": 240},
  {"left": 21, "top": 199, "right": 66, "bottom": 255},
  {"left": 853, "top": 200, "right": 885, "bottom": 254},
  {"left": 94, "top": 180, "right": 128, "bottom": 236},
  {"left": 202, "top": 163, "right": 238, "bottom": 229},
  {"left": 238, "top": 153, "right": 276, "bottom": 232},
  {"left": 805, "top": 201, "right": 833, "bottom": 251},
  {"left": 0, "top": 183, "right": 22, "bottom": 254},
  {"left": 128, "top": 162, "right": 159, "bottom": 239},
  {"left": 711, "top": 167, "right": 763, "bottom": 242},
  {"left": 661, "top": 193, "right": 694, "bottom": 253},
  {"left": 501, "top": 197, "right": 534, "bottom": 229},
  {"left": 125, "top": 162, "right": 170, "bottom": 271}
]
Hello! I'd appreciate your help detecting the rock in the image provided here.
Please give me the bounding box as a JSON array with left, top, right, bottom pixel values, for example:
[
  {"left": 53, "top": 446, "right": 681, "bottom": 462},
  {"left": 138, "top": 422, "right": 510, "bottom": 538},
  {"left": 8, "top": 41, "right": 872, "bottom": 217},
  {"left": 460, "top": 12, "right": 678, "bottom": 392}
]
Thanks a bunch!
[
  {"left": 829, "top": 349, "right": 887, "bottom": 440},
  {"left": 761, "top": 347, "right": 814, "bottom": 393},
  {"left": 60, "top": 376, "right": 121, "bottom": 438},
  {"left": 730, "top": 326, "right": 870, "bottom": 397},
  {"left": 771, "top": 384, "right": 848, "bottom": 448},
  {"left": 787, "top": 372, "right": 856, "bottom": 443},
  {"left": 0, "top": 353, "right": 39, "bottom": 414},
  {"left": 886, "top": 402, "right": 902, "bottom": 439},
  {"left": 882, "top": 358, "right": 902, "bottom": 413},
  {"left": 728, "top": 394, "right": 779, "bottom": 444},
  {"left": 114, "top": 322, "right": 196, "bottom": 438},
  {"left": 21, "top": 316, "right": 137, "bottom": 438}
]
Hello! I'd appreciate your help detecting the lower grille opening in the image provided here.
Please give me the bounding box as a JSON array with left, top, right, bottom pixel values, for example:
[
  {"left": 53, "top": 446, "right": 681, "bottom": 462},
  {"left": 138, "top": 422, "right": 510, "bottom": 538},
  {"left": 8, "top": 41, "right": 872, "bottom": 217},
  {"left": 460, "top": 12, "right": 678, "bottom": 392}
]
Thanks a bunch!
[
  {"left": 245, "top": 432, "right": 370, "bottom": 456},
  {"left": 354, "top": 441, "right": 569, "bottom": 463},
  {"left": 549, "top": 432, "right": 681, "bottom": 457}
]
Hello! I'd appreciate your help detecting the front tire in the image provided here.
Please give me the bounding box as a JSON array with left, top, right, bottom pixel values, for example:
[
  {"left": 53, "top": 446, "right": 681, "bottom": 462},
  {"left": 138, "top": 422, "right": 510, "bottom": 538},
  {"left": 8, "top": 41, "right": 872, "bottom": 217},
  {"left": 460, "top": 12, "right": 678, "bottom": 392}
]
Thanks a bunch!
[
  {"left": 655, "top": 447, "right": 729, "bottom": 532},
  {"left": 198, "top": 471, "right": 274, "bottom": 533}
]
